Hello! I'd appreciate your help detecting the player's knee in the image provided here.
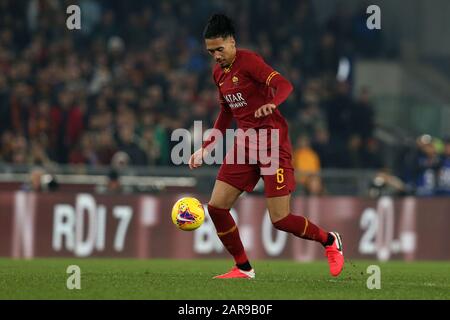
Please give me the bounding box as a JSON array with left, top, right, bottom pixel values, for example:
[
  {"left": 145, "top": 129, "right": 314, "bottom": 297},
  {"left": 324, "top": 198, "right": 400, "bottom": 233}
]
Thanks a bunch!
[
  {"left": 208, "top": 198, "right": 232, "bottom": 211},
  {"left": 269, "top": 211, "right": 289, "bottom": 226}
]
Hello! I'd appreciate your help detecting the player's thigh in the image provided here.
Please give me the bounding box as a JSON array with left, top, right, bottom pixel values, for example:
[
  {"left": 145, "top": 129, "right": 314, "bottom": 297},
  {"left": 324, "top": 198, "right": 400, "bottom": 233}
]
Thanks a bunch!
[
  {"left": 266, "top": 194, "right": 291, "bottom": 223},
  {"left": 208, "top": 179, "right": 243, "bottom": 209}
]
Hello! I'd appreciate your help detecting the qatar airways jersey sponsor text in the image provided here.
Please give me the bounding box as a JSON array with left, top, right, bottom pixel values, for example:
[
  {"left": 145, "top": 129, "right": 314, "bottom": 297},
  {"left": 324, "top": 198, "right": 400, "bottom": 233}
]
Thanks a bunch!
[{"left": 224, "top": 92, "right": 248, "bottom": 109}]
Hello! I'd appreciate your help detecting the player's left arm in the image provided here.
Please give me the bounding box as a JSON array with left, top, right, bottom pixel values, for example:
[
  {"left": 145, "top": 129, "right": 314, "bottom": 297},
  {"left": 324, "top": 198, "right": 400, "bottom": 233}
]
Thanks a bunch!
[{"left": 247, "top": 54, "right": 293, "bottom": 118}]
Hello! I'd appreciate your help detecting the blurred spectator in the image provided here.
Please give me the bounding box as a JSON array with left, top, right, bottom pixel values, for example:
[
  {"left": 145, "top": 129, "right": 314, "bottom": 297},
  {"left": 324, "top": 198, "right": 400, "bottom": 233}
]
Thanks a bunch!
[
  {"left": 0, "top": 74, "right": 10, "bottom": 135},
  {"left": 29, "top": 100, "right": 51, "bottom": 140},
  {"left": 317, "top": 32, "right": 339, "bottom": 77},
  {"left": 343, "top": 134, "right": 364, "bottom": 168},
  {"left": 437, "top": 138, "right": 450, "bottom": 195},
  {"left": 413, "top": 135, "right": 441, "bottom": 196},
  {"left": 51, "top": 90, "right": 84, "bottom": 163},
  {"left": 22, "top": 167, "right": 58, "bottom": 192},
  {"left": 368, "top": 171, "right": 408, "bottom": 198},
  {"left": 40, "top": 172, "right": 59, "bottom": 191},
  {"left": 28, "top": 140, "right": 55, "bottom": 167},
  {"left": 111, "top": 151, "right": 130, "bottom": 170},
  {"left": 0, "top": 131, "right": 14, "bottom": 162},
  {"left": 350, "top": 87, "right": 375, "bottom": 142},
  {"left": 293, "top": 135, "right": 323, "bottom": 195},
  {"left": 11, "top": 135, "right": 28, "bottom": 165},
  {"left": 117, "top": 124, "right": 147, "bottom": 166},
  {"left": 311, "top": 127, "right": 333, "bottom": 168},
  {"left": 362, "top": 138, "right": 383, "bottom": 169},
  {"left": 140, "top": 127, "right": 161, "bottom": 166},
  {"left": 106, "top": 168, "right": 122, "bottom": 194},
  {"left": 27, "top": 167, "right": 45, "bottom": 192},
  {"left": 96, "top": 129, "right": 117, "bottom": 165},
  {"left": 324, "top": 81, "right": 354, "bottom": 151},
  {"left": 294, "top": 93, "right": 327, "bottom": 140},
  {"left": 95, "top": 163, "right": 136, "bottom": 195},
  {"left": 69, "top": 132, "right": 98, "bottom": 165}
]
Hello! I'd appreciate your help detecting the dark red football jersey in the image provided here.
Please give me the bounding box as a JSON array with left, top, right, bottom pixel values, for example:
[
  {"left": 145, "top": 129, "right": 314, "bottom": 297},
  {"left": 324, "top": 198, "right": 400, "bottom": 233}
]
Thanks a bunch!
[
  {"left": 213, "top": 49, "right": 289, "bottom": 131},
  {"left": 208, "top": 49, "right": 294, "bottom": 170}
]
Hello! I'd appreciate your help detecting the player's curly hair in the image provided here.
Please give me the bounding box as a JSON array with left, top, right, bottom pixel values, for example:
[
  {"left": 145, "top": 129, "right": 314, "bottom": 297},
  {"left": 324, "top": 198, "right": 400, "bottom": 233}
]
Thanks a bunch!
[{"left": 203, "top": 14, "right": 236, "bottom": 39}]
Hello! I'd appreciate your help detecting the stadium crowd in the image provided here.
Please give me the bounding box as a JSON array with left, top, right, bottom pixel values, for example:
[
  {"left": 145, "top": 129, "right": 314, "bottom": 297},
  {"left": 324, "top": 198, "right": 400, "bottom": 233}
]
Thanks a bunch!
[{"left": 0, "top": 0, "right": 448, "bottom": 195}]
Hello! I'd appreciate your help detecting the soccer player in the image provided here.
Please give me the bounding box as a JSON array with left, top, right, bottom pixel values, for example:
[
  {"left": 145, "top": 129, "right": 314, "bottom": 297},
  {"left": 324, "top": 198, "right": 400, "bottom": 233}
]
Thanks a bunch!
[{"left": 189, "top": 14, "right": 344, "bottom": 279}]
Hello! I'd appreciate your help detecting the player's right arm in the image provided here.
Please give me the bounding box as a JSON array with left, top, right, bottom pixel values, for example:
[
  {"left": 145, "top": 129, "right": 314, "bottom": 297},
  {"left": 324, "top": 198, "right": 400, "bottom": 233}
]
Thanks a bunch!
[{"left": 189, "top": 99, "right": 233, "bottom": 169}]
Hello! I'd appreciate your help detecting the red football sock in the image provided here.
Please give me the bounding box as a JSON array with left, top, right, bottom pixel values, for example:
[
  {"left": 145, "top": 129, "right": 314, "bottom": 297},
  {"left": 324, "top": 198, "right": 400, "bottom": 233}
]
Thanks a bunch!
[
  {"left": 207, "top": 204, "right": 249, "bottom": 265},
  {"left": 273, "top": 213, "right": 329, "bottom": 244}
]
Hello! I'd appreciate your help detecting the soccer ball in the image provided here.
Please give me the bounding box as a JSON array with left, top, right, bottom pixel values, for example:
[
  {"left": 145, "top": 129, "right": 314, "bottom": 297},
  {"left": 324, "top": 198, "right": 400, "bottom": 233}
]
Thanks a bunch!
[{"left": 171, "top": 197, "right": 205, "bottom": 231}]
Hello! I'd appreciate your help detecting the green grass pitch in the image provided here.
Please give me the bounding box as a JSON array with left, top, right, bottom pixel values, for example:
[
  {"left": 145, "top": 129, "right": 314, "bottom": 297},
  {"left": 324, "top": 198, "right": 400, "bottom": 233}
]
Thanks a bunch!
[{"left": 0, "top": 259, "right": 449, "bottom": 299}]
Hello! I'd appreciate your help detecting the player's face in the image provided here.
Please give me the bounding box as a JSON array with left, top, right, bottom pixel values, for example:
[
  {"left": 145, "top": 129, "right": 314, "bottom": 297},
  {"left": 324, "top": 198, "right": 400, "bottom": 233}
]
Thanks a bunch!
[{"left": 205, "top": 36, "right": 236, "bottom": 68}]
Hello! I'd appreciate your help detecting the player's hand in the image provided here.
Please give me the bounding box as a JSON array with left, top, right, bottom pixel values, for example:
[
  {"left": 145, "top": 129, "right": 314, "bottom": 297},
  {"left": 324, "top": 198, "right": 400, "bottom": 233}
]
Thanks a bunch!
[
  {"left": 189, "top": 148, "right": 208, "bottom": 169},
  {"left": 255, "top": 103, "right": 276, "bottom": 118}
]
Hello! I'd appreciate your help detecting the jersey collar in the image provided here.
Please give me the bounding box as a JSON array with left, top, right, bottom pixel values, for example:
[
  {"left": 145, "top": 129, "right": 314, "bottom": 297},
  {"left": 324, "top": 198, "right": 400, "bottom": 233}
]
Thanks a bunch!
[{"left": 223, "top": 50, "right": 238, "bottom": 73}]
